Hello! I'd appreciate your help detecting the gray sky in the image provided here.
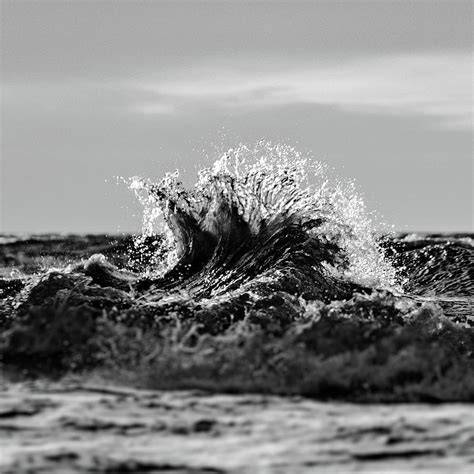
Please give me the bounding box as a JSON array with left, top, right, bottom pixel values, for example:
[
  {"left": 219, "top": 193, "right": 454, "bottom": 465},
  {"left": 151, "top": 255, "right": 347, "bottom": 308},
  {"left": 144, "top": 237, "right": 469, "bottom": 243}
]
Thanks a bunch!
[{"left": 1, "top": 0, "right": 472, "bottom": 233}]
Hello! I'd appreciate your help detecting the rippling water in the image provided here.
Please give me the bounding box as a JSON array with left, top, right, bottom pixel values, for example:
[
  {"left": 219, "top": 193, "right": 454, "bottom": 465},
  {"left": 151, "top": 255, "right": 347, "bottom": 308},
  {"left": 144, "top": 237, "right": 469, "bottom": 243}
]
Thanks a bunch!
[{"left": 1, "top": 142, "right": 472, "bottom": 402}]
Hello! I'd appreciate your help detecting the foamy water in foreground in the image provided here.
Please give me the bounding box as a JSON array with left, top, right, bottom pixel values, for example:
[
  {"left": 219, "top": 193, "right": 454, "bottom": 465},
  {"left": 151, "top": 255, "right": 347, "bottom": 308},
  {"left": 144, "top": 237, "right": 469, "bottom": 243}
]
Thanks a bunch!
[{"left": 1, "top": 382, "right": 473, "bottom": 474}]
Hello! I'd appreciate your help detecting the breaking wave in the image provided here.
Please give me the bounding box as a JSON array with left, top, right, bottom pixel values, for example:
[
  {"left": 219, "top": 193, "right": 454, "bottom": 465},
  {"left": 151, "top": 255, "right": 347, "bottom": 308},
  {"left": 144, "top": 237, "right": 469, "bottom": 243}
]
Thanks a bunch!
[{"left": 128, "top": 142, "right": 398, "bottom": 292}]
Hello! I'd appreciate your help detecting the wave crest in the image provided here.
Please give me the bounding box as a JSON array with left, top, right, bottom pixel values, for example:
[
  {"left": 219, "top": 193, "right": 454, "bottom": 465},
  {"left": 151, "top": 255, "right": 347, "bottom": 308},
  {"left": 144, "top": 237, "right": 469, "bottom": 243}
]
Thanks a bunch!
[{"left": 128, "top": 142, "right": 398, "bottom": 294}]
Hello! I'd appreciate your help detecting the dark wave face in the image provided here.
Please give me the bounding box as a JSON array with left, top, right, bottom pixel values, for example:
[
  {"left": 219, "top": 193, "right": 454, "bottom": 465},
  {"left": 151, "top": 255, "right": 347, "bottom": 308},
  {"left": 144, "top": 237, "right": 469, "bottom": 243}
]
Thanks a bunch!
[{"left": 1, "top": 143, "right": 472, "bottom": 401}]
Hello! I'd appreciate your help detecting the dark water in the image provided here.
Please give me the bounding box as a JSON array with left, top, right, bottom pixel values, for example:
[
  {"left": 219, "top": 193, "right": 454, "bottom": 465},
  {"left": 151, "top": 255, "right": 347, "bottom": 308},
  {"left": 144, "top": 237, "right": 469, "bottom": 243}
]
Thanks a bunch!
[{"left": 1, "top": 143, "right": 473, "bottom": 401}]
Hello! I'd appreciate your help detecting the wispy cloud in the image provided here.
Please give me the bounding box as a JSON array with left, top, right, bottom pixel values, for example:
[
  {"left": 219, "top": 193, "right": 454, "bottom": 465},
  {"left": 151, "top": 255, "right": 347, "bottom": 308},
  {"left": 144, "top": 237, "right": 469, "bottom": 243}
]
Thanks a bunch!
[
  {"left": 134, "top": 53, "right": 472, "bottom": 129},
  {"left": 3, "top": 53, "right": 471, "bottom": 129}
]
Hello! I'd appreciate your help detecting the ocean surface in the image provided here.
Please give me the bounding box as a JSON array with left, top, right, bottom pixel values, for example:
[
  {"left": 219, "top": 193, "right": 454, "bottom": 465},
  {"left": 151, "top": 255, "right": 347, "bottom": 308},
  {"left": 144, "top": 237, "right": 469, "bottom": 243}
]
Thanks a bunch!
[
  {"left": 1, "top": 143, "right": 473, "bottom": 388},
  {"left": 1, "top": 143, "right": 473, "bottom": 472}
]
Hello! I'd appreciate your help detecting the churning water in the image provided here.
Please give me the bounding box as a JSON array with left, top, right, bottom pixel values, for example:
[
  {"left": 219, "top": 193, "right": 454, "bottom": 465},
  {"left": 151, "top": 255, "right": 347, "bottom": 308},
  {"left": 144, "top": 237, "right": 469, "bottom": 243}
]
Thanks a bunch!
[{"left": 1, "top": 141, "right": 472, "bottom": 401}]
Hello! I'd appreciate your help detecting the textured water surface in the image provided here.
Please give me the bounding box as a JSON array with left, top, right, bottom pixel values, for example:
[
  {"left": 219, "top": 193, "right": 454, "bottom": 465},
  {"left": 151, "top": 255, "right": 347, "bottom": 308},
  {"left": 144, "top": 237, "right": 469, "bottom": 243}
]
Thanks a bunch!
[
  {"left": 0, "top": 143, "right": 472, "bottom": 471},
  {"left": 1, "top": 383, "right": 473, "bottom": 474}
]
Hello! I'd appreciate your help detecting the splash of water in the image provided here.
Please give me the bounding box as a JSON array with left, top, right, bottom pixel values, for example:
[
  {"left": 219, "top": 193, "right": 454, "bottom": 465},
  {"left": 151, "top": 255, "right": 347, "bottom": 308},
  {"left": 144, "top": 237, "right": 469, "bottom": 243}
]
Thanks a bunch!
[{"left": 127, "top": 142, "right": 398, "bottom": 290}]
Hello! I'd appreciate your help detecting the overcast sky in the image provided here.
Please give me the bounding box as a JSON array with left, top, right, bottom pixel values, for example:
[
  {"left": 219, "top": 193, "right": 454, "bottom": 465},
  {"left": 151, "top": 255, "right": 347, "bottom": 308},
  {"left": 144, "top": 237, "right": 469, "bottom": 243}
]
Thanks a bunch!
[{"left": 1, "top": 0, "right": 472, "bottom": 233}]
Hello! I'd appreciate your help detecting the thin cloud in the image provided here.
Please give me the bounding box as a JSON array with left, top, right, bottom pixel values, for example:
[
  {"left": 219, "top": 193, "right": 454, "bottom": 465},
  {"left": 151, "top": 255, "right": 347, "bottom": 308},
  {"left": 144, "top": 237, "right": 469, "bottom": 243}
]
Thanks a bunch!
[{"left": 135, "top": 53, "right": 472, "bottom": 129}]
